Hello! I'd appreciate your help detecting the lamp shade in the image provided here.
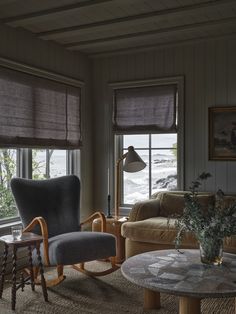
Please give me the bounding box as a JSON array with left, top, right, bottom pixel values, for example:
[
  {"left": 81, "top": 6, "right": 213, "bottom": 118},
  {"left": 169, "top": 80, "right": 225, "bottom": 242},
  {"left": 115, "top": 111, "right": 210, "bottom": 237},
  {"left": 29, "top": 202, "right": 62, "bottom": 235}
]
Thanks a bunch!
[{"left": 123, "top": 146, "right": 146, "bottom": 172}]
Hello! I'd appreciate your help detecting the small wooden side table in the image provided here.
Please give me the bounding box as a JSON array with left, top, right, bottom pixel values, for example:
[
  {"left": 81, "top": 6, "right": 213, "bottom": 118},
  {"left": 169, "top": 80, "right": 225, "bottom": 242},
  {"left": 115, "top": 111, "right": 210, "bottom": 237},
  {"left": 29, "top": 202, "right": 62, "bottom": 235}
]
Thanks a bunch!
[
  {"left": 0, "top": 232, "right": 48, "bottom": 310},
  {"left": 92, "top": 217, "right": 127, "bottom": 264}
]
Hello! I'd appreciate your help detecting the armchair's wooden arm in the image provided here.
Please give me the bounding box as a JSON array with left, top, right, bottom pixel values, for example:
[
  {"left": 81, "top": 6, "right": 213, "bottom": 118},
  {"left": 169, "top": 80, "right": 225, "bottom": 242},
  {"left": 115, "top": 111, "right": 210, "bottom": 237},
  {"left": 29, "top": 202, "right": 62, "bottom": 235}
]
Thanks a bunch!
[
  {"left": 23, "top": 216, "right": 50, "bottom": 267},
  {"left": 80, "top": 211, "right": 106, "bottom": 232}
]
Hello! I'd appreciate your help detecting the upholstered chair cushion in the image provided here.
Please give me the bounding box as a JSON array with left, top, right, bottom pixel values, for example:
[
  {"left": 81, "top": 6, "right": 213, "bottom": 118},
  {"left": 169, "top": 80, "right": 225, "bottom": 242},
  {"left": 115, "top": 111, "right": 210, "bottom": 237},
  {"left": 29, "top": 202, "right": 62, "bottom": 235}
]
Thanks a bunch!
[{"left": 34, "top": 231, "right": 116, "bottom": 265}]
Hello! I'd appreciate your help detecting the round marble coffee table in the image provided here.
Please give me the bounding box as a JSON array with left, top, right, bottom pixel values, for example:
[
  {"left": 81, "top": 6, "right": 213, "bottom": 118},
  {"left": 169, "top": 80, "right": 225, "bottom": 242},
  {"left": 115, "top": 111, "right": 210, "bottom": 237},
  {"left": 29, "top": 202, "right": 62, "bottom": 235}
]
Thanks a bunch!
[{"left": 121, "top": 249, "right": 236, "bottom": 314}]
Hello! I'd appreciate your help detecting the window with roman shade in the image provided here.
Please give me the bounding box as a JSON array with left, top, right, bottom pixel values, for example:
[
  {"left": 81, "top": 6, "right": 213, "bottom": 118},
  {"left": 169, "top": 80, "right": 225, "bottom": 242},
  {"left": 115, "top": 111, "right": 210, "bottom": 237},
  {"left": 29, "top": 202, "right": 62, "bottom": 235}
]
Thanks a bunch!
[
  {"left": 111, "top": 77, "right": 184, "bottom": 214},
  {"left": 113, "top": 84, "right": 177, "bottom": 134},
  {"left": 0, "top": 66, "right": 81, "bottom": 149}
]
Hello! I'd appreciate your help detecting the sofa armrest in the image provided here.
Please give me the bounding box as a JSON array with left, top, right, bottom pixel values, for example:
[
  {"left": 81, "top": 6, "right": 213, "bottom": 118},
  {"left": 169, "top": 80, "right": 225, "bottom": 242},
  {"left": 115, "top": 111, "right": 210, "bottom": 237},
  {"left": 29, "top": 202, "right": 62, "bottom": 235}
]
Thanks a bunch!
[{"left": 128, "top": 199, "right": 161, "bottom": 222}]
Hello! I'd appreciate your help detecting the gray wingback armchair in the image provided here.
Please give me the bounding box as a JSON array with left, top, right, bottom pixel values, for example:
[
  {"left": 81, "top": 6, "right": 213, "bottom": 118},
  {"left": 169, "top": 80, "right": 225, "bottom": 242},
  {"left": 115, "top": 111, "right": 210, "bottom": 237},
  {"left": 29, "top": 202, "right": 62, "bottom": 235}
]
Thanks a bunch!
[{"left": 10, "top": 175, "right": 117, "bottom": 286}]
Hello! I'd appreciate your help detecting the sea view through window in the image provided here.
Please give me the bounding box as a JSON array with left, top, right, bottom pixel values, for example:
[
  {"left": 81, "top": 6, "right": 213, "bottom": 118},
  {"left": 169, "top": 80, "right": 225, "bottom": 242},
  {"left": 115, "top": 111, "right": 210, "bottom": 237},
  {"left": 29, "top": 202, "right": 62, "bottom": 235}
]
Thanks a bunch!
[{"left": 122, "top": 134, "right": 177, "bottom": 205}]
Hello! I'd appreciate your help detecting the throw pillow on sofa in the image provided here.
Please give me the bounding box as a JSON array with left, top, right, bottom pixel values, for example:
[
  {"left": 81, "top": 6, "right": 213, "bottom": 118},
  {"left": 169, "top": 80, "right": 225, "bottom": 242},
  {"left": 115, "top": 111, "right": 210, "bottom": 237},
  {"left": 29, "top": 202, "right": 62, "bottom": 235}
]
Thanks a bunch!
[{"left": 158, "top": 192, "right": 215, "bottom": 217}]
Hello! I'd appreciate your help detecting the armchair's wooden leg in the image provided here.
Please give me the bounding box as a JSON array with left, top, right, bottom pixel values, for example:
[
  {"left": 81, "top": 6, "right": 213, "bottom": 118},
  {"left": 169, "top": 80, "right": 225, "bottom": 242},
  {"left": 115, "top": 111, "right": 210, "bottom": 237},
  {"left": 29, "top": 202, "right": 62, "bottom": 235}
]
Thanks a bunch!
[
  {"left": 57, "top": 265, "right": 63, "bottom": 277},
  {"left": 80, "top": 263, "right": 85, "bottom": 270},
  {"left": 110, "top": 256, "right": 116, "bottom": 268},
  {"left": 42, "top": 265, "right": 65, "bottom": 288},
  {"left": 31, "top": 263, "right": 65, "bottom": 288},
  {"left": 33, "top": 265, "right": 66, "bottom": 288},
  {"left": 73, "top": 256, "right": 119, "bottom": 277}
]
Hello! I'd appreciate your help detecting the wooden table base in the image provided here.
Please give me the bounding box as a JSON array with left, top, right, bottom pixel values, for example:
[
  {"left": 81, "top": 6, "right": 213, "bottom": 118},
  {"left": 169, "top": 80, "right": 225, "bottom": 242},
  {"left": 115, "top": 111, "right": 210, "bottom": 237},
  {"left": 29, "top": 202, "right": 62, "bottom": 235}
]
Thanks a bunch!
[
  {"left": 0, "top": 233, "right": 48, "bottom": 311},
  {"left": 179, "top": 296, "right": 201, "bottom": 314},
  {"left": 143, "top": 289, "right": 161, "bottom": 310},
  {"left": 143, "top": 293, "right": 236, "bottom": 314}
]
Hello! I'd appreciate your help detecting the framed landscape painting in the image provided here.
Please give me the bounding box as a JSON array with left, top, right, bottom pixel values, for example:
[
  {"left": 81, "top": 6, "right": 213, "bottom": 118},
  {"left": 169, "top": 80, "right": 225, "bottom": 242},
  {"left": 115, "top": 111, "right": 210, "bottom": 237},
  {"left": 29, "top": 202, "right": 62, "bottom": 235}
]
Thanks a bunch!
[{"left": 209, "top": 106, "right": 236, "bottom": 160}]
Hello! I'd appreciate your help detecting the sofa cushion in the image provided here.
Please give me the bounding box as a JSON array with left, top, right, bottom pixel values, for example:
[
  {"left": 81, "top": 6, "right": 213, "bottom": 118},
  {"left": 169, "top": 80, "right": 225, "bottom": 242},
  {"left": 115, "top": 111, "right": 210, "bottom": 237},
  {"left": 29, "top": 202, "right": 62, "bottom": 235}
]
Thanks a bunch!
[
  {"left": 122, "top": 217, "right": 236, "bottom": 253},
  {"left": 220, "top": 195, "right": 236, "bottom": 208},
  {"left": 128, "top": 198, "right": 161, "bottom": 222},
  {"left": 158, "top": 192, "right": 215, "bottom": 217},
  {"left": 158, "top": 193, "right": 185, "bottom": 217},
  {"left": 224, "top": 235, "right": 236, "bottom": 253},
  {"left": 121, "top": 217, "right": 198, "bottom": 247}
]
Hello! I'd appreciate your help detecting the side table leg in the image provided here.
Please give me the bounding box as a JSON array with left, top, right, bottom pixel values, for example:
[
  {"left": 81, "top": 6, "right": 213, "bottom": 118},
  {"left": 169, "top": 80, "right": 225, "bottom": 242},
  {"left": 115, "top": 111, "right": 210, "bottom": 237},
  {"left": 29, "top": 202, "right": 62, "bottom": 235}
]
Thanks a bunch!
[
  {"left": 20, "top": 272, "right": 25, "bottom": 291},
  {"left": 28, "top": 245, "right": 35, "bottom": 291},
  {"left": 11, "top": 246, "right": 17, "bottom": 311},
  {"left": 144, "top": 288, "right": 161, "bottom": 310},
  {"left": 36, "top": 242, "right": 48, "bottom": 302},
  {"left": 0, "top": 243, "right": 8, "bottom": 298},
  {"left": 179, "top": 296, "right": 201, "bottom": 314}
]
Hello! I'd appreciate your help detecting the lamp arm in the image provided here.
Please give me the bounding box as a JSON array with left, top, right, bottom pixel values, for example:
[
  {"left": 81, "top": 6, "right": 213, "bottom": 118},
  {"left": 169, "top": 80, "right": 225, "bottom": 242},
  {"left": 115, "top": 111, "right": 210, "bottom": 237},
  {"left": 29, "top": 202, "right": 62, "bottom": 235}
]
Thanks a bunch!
[{"left": 115, "top": 152, "right": 128, "bottom": 218}]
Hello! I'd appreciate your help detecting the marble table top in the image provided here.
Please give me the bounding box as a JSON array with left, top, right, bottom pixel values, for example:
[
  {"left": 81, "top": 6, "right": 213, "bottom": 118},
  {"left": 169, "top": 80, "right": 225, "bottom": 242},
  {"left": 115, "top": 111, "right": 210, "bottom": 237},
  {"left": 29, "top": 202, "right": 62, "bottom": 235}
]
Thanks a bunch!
[{"left": 121, "top": 249, "right": 236, "bottom": 298}]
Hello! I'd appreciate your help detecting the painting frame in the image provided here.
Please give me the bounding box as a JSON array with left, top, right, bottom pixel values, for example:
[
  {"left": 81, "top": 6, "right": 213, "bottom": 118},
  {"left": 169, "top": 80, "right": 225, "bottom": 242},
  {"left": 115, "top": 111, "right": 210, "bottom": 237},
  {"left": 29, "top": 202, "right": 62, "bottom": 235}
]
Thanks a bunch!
[{"left": 209, "top": 106, "right": 236, "bottom": 161}]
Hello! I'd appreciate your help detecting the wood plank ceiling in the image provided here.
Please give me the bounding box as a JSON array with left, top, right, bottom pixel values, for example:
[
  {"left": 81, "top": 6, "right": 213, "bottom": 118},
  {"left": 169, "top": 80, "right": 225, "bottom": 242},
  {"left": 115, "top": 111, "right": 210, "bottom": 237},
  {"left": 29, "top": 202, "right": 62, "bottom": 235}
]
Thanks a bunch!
[{"left": 0, "top": 0, "right": 236, "bottom": 56}]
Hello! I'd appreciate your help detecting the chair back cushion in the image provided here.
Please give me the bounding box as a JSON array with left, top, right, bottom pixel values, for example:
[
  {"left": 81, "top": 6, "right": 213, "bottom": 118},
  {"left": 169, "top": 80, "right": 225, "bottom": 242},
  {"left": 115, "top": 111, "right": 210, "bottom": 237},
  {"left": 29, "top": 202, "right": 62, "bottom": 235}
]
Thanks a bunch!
[{"left": 11, "top": 175, "right": 80, "bottom": 237}]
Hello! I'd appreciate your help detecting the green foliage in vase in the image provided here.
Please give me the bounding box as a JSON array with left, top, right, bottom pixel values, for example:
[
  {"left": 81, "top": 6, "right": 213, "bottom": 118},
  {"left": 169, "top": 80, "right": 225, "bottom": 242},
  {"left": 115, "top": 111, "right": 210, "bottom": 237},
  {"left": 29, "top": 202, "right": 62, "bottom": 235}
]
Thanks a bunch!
[{"left": 175, "top": 172, "right": 236, "bottom": 250}]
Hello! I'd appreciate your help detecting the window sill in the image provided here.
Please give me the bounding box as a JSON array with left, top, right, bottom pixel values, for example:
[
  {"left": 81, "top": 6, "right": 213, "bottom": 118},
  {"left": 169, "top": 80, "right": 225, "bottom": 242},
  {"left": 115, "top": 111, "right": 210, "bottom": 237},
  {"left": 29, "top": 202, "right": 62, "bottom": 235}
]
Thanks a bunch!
[{"left": 119, "top": 206, "right": 132, "bottom": 217}]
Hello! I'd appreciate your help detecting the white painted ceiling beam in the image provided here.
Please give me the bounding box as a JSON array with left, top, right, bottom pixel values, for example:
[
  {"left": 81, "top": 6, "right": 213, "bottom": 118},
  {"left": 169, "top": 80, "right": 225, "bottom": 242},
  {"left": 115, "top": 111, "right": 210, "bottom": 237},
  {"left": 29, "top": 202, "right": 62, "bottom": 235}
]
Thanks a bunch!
[{"left": 65, "top": 16, "right": 236, "bottom": 50}]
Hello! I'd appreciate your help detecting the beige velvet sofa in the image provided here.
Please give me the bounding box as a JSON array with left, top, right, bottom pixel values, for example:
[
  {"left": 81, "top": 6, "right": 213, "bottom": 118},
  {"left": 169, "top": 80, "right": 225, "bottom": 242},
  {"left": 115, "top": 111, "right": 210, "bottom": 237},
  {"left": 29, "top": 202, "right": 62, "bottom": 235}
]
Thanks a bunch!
[{"left": 121, "top": 191, "right": 236, "bottom": 258}]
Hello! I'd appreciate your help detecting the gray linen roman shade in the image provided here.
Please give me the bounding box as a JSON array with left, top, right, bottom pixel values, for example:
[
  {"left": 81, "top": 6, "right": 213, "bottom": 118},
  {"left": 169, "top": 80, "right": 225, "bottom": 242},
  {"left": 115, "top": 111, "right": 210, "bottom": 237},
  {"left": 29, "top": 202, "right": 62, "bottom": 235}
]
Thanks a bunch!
[
  {"left": 113, "top": 84, "right": 177, "bottom": 134},
  {"left": 0, "top": 66, "right": 81, "bottom": 149}
]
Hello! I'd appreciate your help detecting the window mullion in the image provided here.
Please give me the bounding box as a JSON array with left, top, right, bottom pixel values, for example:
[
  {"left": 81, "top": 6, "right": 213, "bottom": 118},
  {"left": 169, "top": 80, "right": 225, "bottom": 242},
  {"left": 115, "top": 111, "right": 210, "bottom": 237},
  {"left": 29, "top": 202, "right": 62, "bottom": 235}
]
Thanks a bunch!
[
  {"left": 67, "top": 150, "right": 75, "bottom": 175},
  {"left": 66, "top": 150, "right": 71, "bottom": 175},
  {"left": 16, "top": 149, "right": 21, "bottom": 177},
  {"left": 20, "top": 148, "right": 32, "bottom": 179},
  {"left": 67, "top": 150, "right": 80, "bottom": 176},
  {"left": 120, "top": 135, "right": 124, "bottom": 205},
  {"left": 149, "top": 134, "right": 152, "bottom": 199},
  {"left": 46, "top": 149, "right": 50, "bottom": 178}
]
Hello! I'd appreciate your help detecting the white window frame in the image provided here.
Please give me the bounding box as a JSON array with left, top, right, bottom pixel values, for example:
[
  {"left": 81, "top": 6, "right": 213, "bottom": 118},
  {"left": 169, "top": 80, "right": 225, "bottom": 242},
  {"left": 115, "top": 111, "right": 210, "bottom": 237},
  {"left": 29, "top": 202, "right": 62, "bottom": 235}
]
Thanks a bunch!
[
  {"left": 110, "top": 76, "right": 184, "bottom": 214},
  {"left": 119, "top": 134, "right": 178, "bottom": 205}
]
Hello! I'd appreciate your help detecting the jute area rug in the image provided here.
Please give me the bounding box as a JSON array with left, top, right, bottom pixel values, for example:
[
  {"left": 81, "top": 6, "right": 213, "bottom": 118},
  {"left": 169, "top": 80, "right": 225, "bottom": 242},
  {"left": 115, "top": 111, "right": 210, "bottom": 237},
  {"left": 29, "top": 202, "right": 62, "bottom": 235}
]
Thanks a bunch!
[{"left": 0, "top": 261, "right": 234, "bottom": 314}]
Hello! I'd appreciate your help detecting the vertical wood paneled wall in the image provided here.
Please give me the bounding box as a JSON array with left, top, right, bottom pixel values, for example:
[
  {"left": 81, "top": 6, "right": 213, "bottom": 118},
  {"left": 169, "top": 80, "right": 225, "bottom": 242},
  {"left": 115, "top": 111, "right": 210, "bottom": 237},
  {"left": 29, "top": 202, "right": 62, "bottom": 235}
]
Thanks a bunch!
[{"left": 92, "top": 36, "right": 236, "bottom": 210}]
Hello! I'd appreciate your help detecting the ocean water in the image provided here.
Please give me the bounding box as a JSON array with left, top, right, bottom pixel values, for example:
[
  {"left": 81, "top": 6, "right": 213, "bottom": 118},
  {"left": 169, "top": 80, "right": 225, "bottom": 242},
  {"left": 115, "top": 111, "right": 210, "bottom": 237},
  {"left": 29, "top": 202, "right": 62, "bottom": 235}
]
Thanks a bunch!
[
  {"left": 32, "top": 142, "right": 177, "bottom": 205},
  {"left": 33, "top": 149, "right": 67, "bottom": 178},
  {"left": 123, "top": 151, "right": 177, "bottom": 204}
]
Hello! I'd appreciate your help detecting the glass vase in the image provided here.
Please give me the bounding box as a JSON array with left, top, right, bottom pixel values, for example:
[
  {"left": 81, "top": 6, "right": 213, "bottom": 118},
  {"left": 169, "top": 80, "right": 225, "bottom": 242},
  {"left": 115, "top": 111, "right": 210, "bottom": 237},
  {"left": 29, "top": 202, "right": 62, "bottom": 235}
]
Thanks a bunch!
[{"left": 199, "top": 238, "right": 223, "bottom": 265}]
